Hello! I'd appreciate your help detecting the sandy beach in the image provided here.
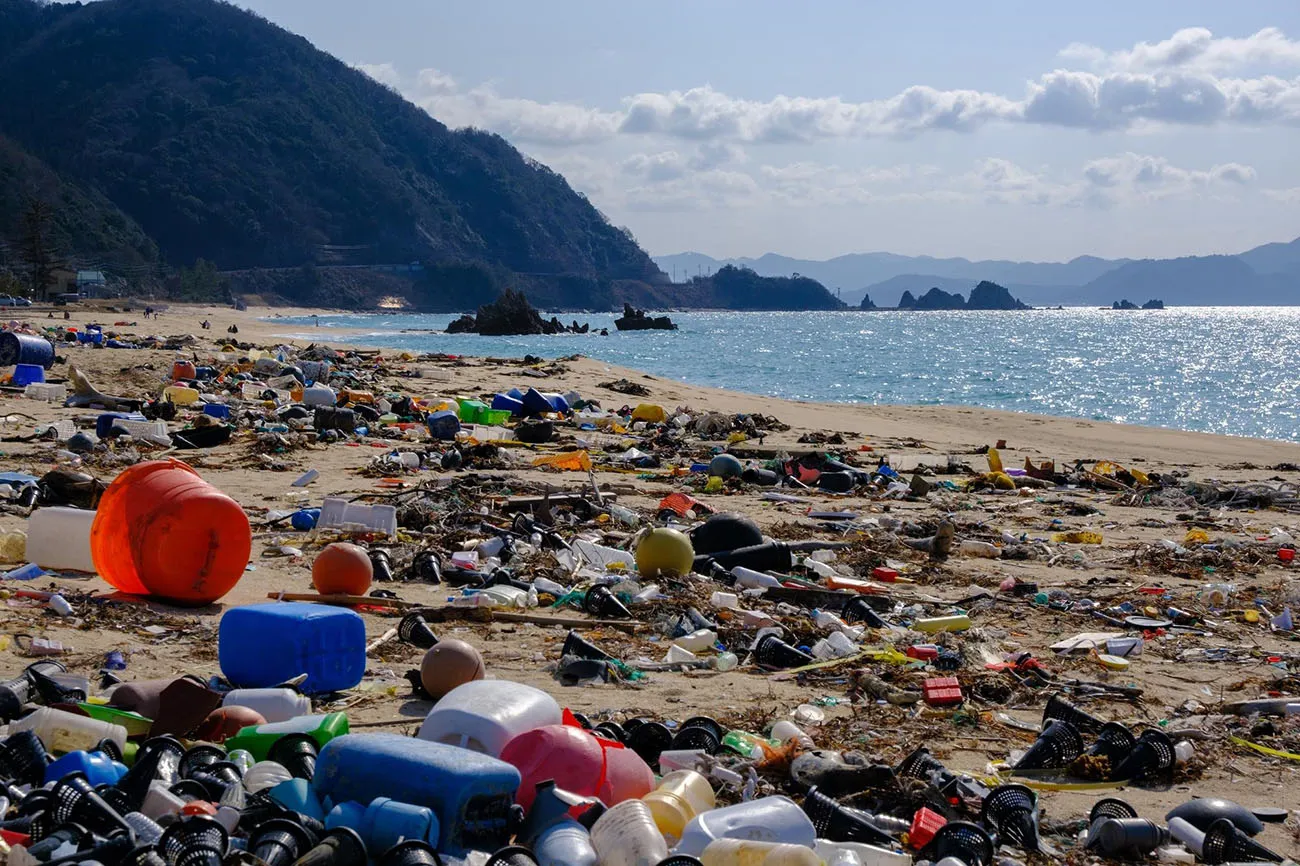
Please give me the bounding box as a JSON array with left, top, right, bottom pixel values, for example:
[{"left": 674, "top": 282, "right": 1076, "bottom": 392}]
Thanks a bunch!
[{"left": 3, "top": 300, "right": 1298, "bottom": 853}]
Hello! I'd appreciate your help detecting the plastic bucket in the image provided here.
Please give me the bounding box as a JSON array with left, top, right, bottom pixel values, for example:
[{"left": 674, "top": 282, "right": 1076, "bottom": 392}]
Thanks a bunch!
[
  {"left": 0, "top": 333, "right": 55, "bottom": 369},
  {"left": 90, "top": 459, "right": 251, "bottom": 604},
  {"left": 12, "top": 364, "right": 44, "bottom": 386}
]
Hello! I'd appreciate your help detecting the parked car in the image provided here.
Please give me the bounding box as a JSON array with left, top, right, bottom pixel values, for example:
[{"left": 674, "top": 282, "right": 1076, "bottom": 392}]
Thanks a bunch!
[
  {"left": 52, "top": 293, "right": 82, "bottom": 305},
  {"left": 0, "top": 295, "right": 30, "bottom": 306}
]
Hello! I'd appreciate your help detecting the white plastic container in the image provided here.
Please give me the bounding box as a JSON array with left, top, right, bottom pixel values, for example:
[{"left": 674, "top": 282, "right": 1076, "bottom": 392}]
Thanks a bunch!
[
  {"left": 672, "top": 629, "right": 718, "bottom": 653},
  {"left": 815, "top": 840, "right": 911, "bottom": 866},
  {"left": 223, "top": 688, "right": 311, "bottom": 723},
  {"left": 677, "top": 796, "right": 817, "bottom": 858},
  {"left": 416, "top": 680, "right": 561, "bottom": 756},
  {"left": 303, "top": 385, "right": 336, "bottom": 407},
  {"left": 26, "top": 506, "right": 97, "bottom": 572},
  {"left": 769, "top": 722, "right": 814, "bottom": 749},
  {"left": 702, "top": 839, "right": 821, "bottom": 865},
  {"left": 141, "top": 781, "right": 185, "bottom": 821},
  {"left": 115, "top": 419, "right": 169, "bottom": 440},
  {"left": 589, "top": 799, "right": 670, "bottom": 866},
  {"left": 317, "top": 497, "right": 398, "bottom": 537},
  {"left": 643, "top": 770, "right": 716, "bottom": 844},
  {"left": 9, "top": 707, "right": 127, "bottom": 754},
  {"left": 710, "top": 591, "right": 740, "bottom": 610},
  {"left": 25, "top": 382, "right": 67, "bottom": 402}
]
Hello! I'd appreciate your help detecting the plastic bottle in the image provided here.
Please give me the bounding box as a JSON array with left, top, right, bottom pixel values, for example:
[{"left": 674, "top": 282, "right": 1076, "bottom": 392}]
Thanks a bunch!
[
  {"left": 643, "top": 770, "right": 716, "bottom": 844},
  {"left": 222, "top": 712, "right": 350, "bottom": 761},
  {"left": 8, "top": 707, "right": 128, "bottom": 754},
  {"left": 608, "top": 505, "right": 642, "bottom": 528},
  {"left": 701, "top": 839, "right": 820, "bottom": 865},
  {"left": 732, "top": 567, "right": 782, "bottom": 589},
  {"left": 589, "top": 799, "right": 671, "bottom": 866},
  {"left": 811, "top": 631, "right": 858, "bottom": 660},
  {"left": 815, "top": 840, "right": 911, "bottom": 866},
  {"left": 672, "top": 630, "right": 719, "bottom": 653},
  {"left": 223, "top": 689, "right": 311, "bottom": 723},
  {"left": 803, "top": 559, "right": 838, "bottom": 579},
  {"left": 957, "top": 540, "right": 1000, "bottom": 558},
  {"left": 534, "top": 819, "right": 600, "bottom": 866}
]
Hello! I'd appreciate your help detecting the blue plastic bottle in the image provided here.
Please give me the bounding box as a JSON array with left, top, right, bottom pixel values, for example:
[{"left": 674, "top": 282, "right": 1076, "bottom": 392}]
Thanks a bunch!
[
  {"left": 218, "top": 603, "right": 366, "bottom": 693},
  {"left": 314, "top": 734, "right": 520, "bottom": 857},
  {"left": 324, "top": 798, "right": 440, "bottom": 853}
]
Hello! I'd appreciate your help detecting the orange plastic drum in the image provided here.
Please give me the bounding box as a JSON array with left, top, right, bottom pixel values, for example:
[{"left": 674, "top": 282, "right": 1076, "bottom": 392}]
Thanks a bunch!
[{"left": 90, "top": 459, "right": 251, "bottom": 605}]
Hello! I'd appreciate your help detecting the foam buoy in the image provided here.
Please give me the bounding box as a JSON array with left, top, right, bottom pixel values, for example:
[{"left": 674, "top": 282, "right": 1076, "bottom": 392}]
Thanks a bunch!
[
  {"left": 690, "top": 513, "right": 763, "bottom": 554},
  {"left": 708, "top": 454, "right": 743, "bottom": 478},
  {"left": 312, "top": 543, "right": 374, "bottom": 596},
  {"left": 420, "top": 639, "right": 486, "bottom": 700},
  {"left": 194, "top": 705, "right": 266, "bottom": 743},
  {"left": 635, "top": 528, "right": 694, "bottom": 577}
]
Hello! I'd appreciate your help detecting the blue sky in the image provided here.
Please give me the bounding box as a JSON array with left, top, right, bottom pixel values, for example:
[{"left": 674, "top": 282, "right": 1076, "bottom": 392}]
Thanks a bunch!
[{"left": 241, "top": 1, "right": 1300, "bottom": 262}]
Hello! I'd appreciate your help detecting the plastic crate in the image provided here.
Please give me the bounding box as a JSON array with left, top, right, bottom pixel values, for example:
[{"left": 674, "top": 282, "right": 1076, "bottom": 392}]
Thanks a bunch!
[
  {"left": 317, "top": 497, "right": 398, "bottom": 537},
  {"left": 24, "top": 383, "right": 67, "bottom": 402}
]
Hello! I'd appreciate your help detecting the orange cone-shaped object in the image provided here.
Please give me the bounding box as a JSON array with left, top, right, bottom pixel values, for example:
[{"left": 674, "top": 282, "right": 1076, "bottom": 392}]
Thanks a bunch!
[{"left": 90, "top": 459, "right": 251, "bottom": 605}]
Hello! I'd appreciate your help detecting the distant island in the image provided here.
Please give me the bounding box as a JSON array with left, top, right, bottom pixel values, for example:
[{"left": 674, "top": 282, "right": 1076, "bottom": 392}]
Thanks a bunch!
[
  {"left": 661, "top": 236, "right": 1300, "bottom": 308},
  {"left": 1111, "top": 299, "right": 1165, "bottom": 310},
  {"left": 862, "top": 280, "right": 1030, "bottom": 311}
]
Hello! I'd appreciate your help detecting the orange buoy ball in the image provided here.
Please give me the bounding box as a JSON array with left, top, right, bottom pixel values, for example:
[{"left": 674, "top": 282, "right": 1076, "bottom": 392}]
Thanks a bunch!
[
  {"left": 312, "top": 543, "right": 374, "bottom": 596},
  {"left": 193, "top": 705, "right": 266, "bottom": 742},
  {"left": 419, "top": 639, "right": 486, "bottom": 701}
]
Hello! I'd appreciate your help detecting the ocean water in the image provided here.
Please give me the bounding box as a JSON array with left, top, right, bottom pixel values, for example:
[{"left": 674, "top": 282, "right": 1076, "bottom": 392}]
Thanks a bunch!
[{"left": 266, "top": 307, "right": 1300, "bottom": 442}]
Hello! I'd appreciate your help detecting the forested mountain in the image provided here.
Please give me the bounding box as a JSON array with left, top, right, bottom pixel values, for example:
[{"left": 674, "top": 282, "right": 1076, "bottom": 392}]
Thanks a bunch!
[{"left": 0, "top": 0, "right": 665, "bottom": 306}]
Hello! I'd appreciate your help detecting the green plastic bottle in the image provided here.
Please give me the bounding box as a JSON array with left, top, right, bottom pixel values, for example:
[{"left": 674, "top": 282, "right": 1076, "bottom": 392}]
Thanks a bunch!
[{"left": 223, "top": 712, "right": 350, "bottom": 761}]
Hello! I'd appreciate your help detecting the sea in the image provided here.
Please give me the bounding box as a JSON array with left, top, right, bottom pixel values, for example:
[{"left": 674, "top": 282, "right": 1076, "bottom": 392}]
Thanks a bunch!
[{"left": 266, "top": 307, "right": 1300, "bottom": 442}]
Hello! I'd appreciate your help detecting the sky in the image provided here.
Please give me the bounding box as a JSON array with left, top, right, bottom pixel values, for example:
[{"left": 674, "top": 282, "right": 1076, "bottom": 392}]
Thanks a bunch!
[{"left": 235, "top": 1, "right": 1300, "bottom": 262}]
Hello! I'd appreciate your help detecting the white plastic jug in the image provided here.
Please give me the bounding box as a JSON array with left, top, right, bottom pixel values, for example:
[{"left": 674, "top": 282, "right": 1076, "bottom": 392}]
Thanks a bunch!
[
  {"left": 416, "top": 680, "right": 561, "bottom": 756},
  {"left": 303, "top": 385, "right": 336, "bottom": 407},
  {"left": 672, "top": 629, "right": 718, "bottom": 652},
  {"left": 223, "top": 688, "right": 311, "bottom": 723},
  {"left": 589, "top": 799, "right": 669, "bottom": 866},
  {"left": 9, "top": 707, "right": 127, "bottom": 754},
  {"left": 701, "top": 839, "right": 820, "bottom": 866},
  {"left": 677, "top": 797, "right": 817, "bottom": 857},
  {"left": 26, "top": 506, "right": 96, "bottom": 572},
  {"left": 643, "top": 770, "right": 716, "bottom": 844}
]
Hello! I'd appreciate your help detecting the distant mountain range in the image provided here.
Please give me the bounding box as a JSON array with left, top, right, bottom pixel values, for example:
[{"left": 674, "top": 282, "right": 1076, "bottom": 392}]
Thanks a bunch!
[{"left": 656, "top": 236, "right": 1300, "bottom": 306}]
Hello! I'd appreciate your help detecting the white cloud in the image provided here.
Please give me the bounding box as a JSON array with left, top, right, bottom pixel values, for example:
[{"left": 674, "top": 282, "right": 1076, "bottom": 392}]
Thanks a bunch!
[
  {"left": 366, "top": 29, "right": 1300, "bottom": 147},
  {"left": 356, "top": 62, "right": 402, "bottom": 89},
  {"left": 1081, "top": 153, "right": 1256, "bottom": 197},
  {"left": 1264, "top": 187, "right": 1300, "bottom": 203},
  {"left": 1061, "top": 27, "right": 1300, "bottom": 73}
]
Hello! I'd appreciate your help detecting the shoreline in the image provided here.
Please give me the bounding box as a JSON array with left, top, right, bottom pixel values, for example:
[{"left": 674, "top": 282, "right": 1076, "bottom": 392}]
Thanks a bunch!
[{"left": 250, "top": 307, "right": 1300, "bottom": 452}]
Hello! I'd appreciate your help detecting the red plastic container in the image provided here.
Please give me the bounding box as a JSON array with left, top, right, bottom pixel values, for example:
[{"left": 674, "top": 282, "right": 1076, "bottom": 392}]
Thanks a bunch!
[
  {"left": 908, "top": 806, "right": 947, "bottom": 849},
  {"left": 500, "top": 724, "right": 654, "bottom": 811},
  {"left": 872, "top": 567, "right": 900, "bottom": 582},
  {"left": 1279, "top": 548, "right": 1295, "bottom": 563},
  {"left": 90, "top": 459, "right": 251, "bottom": 605},
  {"left": 906, "top": 644, "right": 940, "bottom": 662},
  {"left": 922, "top": 677, "right": 963, "bottom": 707}
]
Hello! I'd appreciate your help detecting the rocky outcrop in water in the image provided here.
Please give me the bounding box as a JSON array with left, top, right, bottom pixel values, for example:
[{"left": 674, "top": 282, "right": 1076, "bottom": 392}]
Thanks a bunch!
[
  {"left": 899, "top": 287, "right": 966, "bottom": 310},
  {"left": 1112, "top": 298, "right": 1166, "bottom": 310},
  {"left": 445, "top": 288, "right": 590, "bottom": 335},
  {"left": 614, "top": 304, "right": 677, "bottom": 331},
  {"left": 967, "top": 280, "right": 1030, "bottom": 310}
]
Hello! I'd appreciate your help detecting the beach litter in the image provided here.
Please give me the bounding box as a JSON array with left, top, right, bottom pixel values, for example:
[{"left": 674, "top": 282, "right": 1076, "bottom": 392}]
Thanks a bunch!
[{"left": 0, "top": 317, "right": 1292, "bottom": 864}]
